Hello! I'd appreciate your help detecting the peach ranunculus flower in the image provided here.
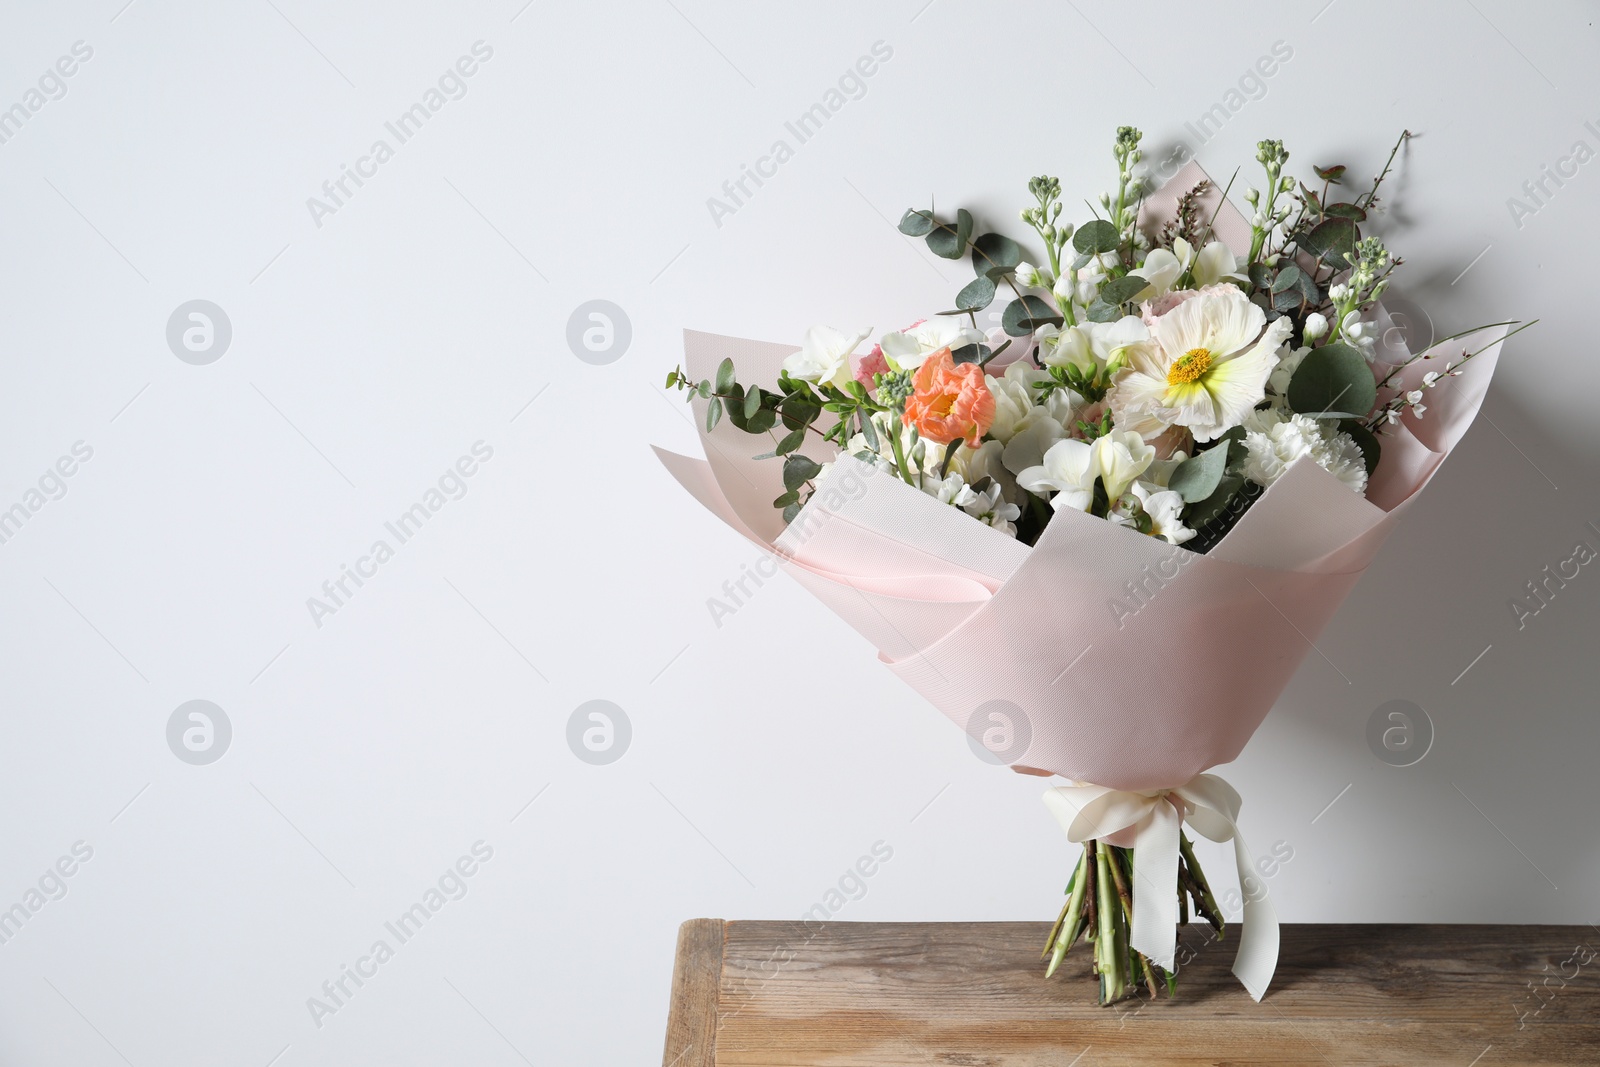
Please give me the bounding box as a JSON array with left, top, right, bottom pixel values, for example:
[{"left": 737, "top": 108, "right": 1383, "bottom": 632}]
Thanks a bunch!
[{"left": 903, "top": 347, "right": 995, "bottom": 447}]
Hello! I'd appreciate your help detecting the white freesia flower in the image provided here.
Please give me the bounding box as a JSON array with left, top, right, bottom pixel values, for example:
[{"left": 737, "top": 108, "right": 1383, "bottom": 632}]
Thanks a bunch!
[
  {"left": 879, "top": 318, "right": 984, "bottom": 371},
  {"left": 1036, "top": 323, "right": 1094, "bottom": 373},
  {"left": 1092, "top": 429, "right": 1155, "bottom": 501},
  {"left": 1002, "top": 416, "right": 1066, "bottom": 475},
  {"left": 1108, "top": 286, "right": 1292, "bottom": 442},
  {"left": 1192, "top": 241, "right": 1248, "bottom": 287},
  {"left": 784, "top": 325, "right": 870, "bottom": 390},
  {"left": 1132, "top": 243, "right": 1187, "bottom": 297},
  {"left": 1018, "top": 438, "right": 1097, "bottom": 512},
  {"left": 1242, "top": 413, "right": 1368, "bottom": 494},
  {"left": 984, "top": 361, "right": 1050, "bottom": 443}
]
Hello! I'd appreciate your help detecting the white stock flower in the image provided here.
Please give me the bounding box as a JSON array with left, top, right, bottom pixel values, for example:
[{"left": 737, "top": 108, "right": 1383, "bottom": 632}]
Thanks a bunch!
[
  {"left": 962, "top": 481, "right": 1022, "bottom": 535},
  {"left": 984, "top": 361, "right": 1049, "bottom": 443},
  {"left": 1092, "top": 429, "right": 1155, "bottom": 501},
  {"left": 1131, "top": 481, "right": 1195, "bottom": 545},
  {"left": 1341, "top": 310, "right": 1377, "bottom": 355},
  {"left": 1267, "top": 344, "right": 1309, "bottom": 398},
  {"left": 1302, "top": 312, "right": 1330, "bottom": 342},
  {"left": 1036, "top": 323, "right": 1094, "bottom": 373},
  {"left": 1015, "top": 261, "right": 1050, "bottom": 289},
  {"left": 922, "top": 471, "right": 977, "bottom": 507},
  {"left": 1017, "top": 438, "right": 1097, "bottom": 512},
  {"left": 879, "top": 318, "right": 984, "bottom": 372},
  {"left": 784, "top": 325, "right": 870, "bottom": 390}
]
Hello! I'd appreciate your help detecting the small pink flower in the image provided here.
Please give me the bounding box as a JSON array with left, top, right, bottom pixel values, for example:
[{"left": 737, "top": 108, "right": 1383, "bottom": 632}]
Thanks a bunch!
[{"left": 853, "top": 345, "right": 889, "bottom": 388}]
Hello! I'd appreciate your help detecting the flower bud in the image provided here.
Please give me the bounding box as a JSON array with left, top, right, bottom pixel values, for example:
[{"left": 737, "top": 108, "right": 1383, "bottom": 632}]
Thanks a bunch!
[{"left": 1303, "top": 312, "right": 1329, "bottom": 341}]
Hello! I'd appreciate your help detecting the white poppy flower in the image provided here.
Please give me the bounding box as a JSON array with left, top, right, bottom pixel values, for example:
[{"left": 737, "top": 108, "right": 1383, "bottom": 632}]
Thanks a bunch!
[
  {"left": 1108, "top": 286, "right": 1292, "bottom": 442},
  {"left": 783, "top": 325, "right": 871, "bottom": 390}
]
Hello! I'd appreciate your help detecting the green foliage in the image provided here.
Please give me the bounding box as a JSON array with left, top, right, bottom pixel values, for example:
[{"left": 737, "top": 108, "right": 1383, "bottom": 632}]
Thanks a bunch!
[
  {"left": 1169, "top": 441, "right": 1231, "bottom": 503},
  {"left": 898, "top": 208, "right": 935, "bottom": 236},
  {"left": 927, "top": 208, "right": 974, "bottom": 259},
  {"left": 1001, "top": 295, "right": 1062, "bottom": 336},
  {"left": 1073, "top": 219, "right": 1119, "bottom": 255},
  {"left": 971, "top": 232, "right": 1023, "bottom": 278},
  {"left": 956, "top": 275, "right": 997, "bottom": 311},
  {"left": 1287, "top": 342, "right": 1378, "bottom": 417},
  {"left": 1298, "top": 217, "right": 1358, "bottom": 269}
]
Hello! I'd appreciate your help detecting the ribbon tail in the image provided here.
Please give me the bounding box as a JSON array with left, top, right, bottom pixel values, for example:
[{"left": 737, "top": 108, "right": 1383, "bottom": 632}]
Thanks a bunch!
[
  {"left": 1228, "top": 829, "right": 1280, "bottom": 1001},
  {"left": 1128, "top": 800, "right": 1181, "bottom": 972}
]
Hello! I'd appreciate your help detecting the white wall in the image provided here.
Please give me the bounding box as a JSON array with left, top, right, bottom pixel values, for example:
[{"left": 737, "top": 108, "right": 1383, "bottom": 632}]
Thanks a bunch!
[{"left": 0, "top": 0, "right": 1596, "bottom": 1063}]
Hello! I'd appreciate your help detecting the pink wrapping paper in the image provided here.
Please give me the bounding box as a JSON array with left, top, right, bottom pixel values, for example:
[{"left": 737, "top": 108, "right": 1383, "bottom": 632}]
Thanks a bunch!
[{"left": 655, "top": 162, "right": 1505, "bottom": 793}]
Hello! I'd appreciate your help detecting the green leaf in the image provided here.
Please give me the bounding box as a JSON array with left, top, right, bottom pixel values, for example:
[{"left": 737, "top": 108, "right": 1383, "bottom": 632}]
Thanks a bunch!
[
  {"left": 956, "top": 275, "right": 997, "bottom": 311},
  {"left": 1340, "top": 419, "right": 1382, "bottom": 477},
  {"left": 1071, "top": 251, "right": 1096, "bottom": 271},
  {"left": 780, "top": 394, "right": 821, "bottom": 431},
  {"left": 773, "top": 489, "right": 799, "bottom": 508},
  {"left": 1169, "top": 441, "right": 1232, "bottom": 503},
  {"left": 1185, "top": 473, "right": 1245, "bottom": 528},
  {"left": 1314, "top": 164, "right": 1347, "bottom": 184},
  {"left": 715, "top": 357, "right": 735, "bottom": 394},
  {"left": 696, "top": 380, "right": 712, "bottom": 399},
  {"left": 705, "top": 397, "right": 722, "bottom": 432},
  {"left": 1001, "top": 295, "right": 1063, "bottom": 336},
  {"left": 775, "top": 426, "right": 808, "bottom": 455},
  {"left": 1248, "top": 262, "right": 1273, "bottom": 291},
  {"left": 1287, "top": 342, "right": 1378, "bottom": 418},
  {"left": 1323, "top": 202, "right": 1368, "bottom": 222},
  {"left": 927, "top": 208, "right": 973, "bottom": 259},
  {"left": 1270, "top": 265, "right": 1303, "bottom": 294},
  {"left": 950, "top": 343, "right": 985, "bottom": 364},
  {"left": 858, "top": 410, "right": 879, "bottom": 450},
  {"left": 782, "top": 453, "right": 822, "bottom": 491},
  {"left": 1098, "top": 275, "right": 1150, "bottom": 306},
  {"left": 746, "top": 407, "right": 776, "bottom": 434},
  {"left": 1272, "top": 286, "right": 1303, "bottom": 313},
  {"left": 1085, "top": 299, "right": 1121, "bottom": 323},
  {"left": 781, "top": 500, "right": 802, "bottom": 524},
  {"left": 938, "top": 439, "right": 962, "bottom": 478},
  {"left": 1073, "top": 219, "right": 1119, "bottom": 254},
  {"left": 971, "top": 231, "right": 1023, "bottom": 278},
  {"left": 1299, "top": 217, "right": 1358, "bottom": 269},
  {"left": 898, "top": 208, "right": 935, "bottom": 237},
  {"left": 743, "top": 388, "right": 762, "bottom": 420}
]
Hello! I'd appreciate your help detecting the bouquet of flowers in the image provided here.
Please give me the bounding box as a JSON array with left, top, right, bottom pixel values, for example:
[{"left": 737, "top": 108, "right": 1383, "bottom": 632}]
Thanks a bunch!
[{"left": 657, "top": 128, "right": 1524, "bottom": 1005}]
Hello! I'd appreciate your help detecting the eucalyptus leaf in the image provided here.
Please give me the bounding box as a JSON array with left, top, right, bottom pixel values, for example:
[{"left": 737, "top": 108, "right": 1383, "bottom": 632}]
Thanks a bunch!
[
  {"left": 1085, "top": 299, "right": 1121, "bottom": 323},
  {"left": 1270, "top": 265, "right": 1303, "bottom": 294},
  {"left": 1184, "top": 473, "right": 1245, "bottom": 528},
  {"left": 746, "top": 407, "right": 776, "bottom": 434},
  {"left": 1323, "top": 202, "right": 1368, "bottom": 221},
  {"left": 743, "top": 389, "right": 762, "bottom": 419},
  {"left": 898, "top": 208, "right": 935, "bottom": 236},
  {"left": 715, "top": 357, "right": 736, "bottom": 394},
  {"left": 1098, "top": 275, "right": 1150, "bottom": 306},
  {"left": 1300, "top": 217, "right": 1358, "bottom": 269},
  {"left": 1001, "top": 295, "right": 1063, "bottom": 336},
  {"left": 1073, "top": 219, "right": 1119, "bottom": 254},
  {"left": 781, "top": 500, "right": 802, "bottom": 524},
  {"left": 1169, "top": 441, "right": 1231, "bottom": 503},
  {"left": 775, "top": 426, "right": 807, "bottom": 455},
  {"left": 926, "top": 208, "right": 973, "bottom": 259},
  {"left": 956, "top": 275, "right": 997, "bottom": 311},
  {"left": 1287, "top": 342, "right": 1378, "bottom": 417},
  {"left": 951, "top": 343, "right": 985, "bottom": 364},
  {"left": 971, "top": 232, "right": 1023, "bottom": 278},
  {"left": 782, "top": 454, "right": 822, "bottom": 491},
  {"left": 705, "top": 397, "right": 722, "bottom": 432}
]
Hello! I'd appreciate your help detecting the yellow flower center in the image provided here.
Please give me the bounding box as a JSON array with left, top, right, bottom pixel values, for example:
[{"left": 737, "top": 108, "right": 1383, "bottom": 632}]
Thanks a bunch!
[{"left": 1167, "top": 347, "right": 1213, "bottom": 386}]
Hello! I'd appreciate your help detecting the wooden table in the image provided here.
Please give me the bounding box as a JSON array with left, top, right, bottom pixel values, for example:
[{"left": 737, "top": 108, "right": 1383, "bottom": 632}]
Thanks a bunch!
[{"left": 662, "top": 920, "right": 1599, "bottom": 1066}]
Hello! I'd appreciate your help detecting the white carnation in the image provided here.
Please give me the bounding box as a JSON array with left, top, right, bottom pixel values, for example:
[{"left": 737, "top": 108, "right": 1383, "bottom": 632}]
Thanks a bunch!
[{"left": 1242, "top": 413, "right": 1368, "bottom": 494}]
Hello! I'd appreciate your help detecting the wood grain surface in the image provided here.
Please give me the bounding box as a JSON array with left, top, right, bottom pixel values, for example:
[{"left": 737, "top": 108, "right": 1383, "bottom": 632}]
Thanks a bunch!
[{"left": 661, "top": 920, "right": 1599, "bottom": 1066}]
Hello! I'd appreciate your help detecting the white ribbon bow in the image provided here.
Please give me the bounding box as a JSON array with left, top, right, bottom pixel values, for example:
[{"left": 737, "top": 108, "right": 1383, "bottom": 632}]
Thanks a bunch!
[{"left": 1041, "top": 773, "right": 1279, "bottom": 1001}]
